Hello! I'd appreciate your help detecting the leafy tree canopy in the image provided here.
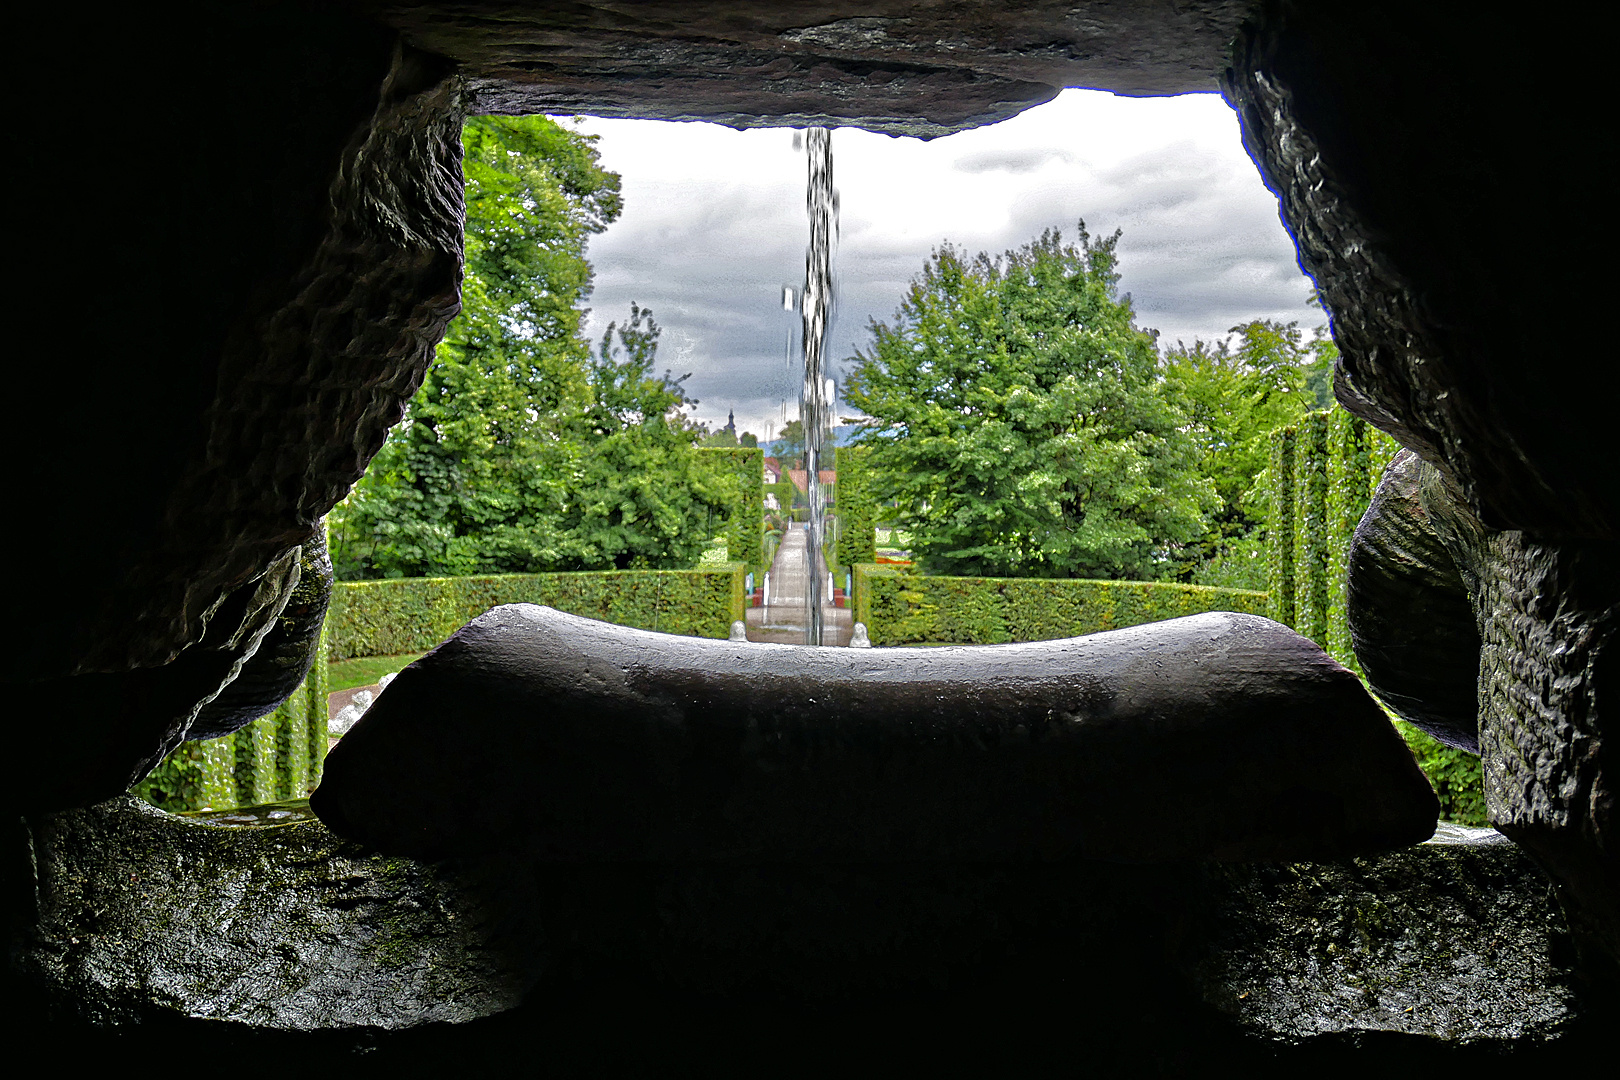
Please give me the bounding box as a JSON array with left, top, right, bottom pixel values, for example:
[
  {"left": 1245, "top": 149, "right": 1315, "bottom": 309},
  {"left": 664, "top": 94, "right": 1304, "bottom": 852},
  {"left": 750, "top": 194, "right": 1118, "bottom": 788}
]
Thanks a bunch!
[
  {"left": 573, "top": 305, "right": 734, "bottom": 569},
  {"left": 844, "top": 224, "right": 1218, "bottom": 580},
  {"left": 1161, "top": 319, "right": 1324, "bottom": 536},
  {"left": 770, "top": 419, "right": 807, "bottom": 468},
  {"left": 331, "top": 117, "right": 727, "bottom": 579}
]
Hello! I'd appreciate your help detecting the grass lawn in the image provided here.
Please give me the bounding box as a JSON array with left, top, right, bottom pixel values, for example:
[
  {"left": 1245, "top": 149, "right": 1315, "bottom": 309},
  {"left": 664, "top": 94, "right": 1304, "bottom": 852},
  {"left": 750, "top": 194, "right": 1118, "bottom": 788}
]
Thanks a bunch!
[{"left": 328, "top": 652, "right": 428, "bottom": 693}]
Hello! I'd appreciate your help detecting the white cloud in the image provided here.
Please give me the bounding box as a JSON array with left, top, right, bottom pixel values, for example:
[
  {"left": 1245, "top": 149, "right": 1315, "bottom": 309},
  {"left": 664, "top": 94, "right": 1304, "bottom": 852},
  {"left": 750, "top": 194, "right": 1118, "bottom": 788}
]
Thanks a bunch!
[{"left": 567, "top": 89, "right": 1321, "bottom": 438}]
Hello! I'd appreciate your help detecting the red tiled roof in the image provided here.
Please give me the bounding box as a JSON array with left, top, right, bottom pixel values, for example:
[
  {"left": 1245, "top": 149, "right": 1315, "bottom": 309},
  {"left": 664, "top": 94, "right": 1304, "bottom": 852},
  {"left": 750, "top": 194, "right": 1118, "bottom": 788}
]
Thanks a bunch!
[{"left": 787, "top": 468, "right": 836, "bottom": 492}]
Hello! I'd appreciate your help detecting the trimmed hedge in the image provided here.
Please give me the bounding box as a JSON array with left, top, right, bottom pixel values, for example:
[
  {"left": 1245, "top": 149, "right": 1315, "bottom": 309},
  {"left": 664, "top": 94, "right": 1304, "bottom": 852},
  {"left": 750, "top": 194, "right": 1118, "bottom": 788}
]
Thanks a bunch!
[
  {"left": 1265, "top": 409, "right": 1400, "bottom": 666},
  {"left": 134, "top": 620, "right": 330, "bottom": 813},
  {"left": 834, "top": 445, "right": 877, "bottom": 568},
  {"left": 326, "top": 566, "right": 748, "bottom": 661},
  {"left": 698, "top": 446, "right": 767, "bottom": 571},
  {"left": 852, "top": 564, "right": 1268, "bottom": 646},
  {"left": 1264, "top": 409, "right": 1481, "bottom": 824}
]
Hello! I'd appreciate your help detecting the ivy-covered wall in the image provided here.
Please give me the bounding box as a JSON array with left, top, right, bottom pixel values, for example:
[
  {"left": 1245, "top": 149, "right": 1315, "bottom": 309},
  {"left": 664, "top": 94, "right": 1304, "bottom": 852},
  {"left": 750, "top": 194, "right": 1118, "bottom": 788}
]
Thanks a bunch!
[
  {"left": 851, "top": 566, "right": 1268, "bottom": 646},
  {"left": 1265, "top": 409, "right": 1483, "bottom": 824},
  {"left": 834, "top": 445, "right": 877, "bottom": 569},
  {"left": 327, "top": 566, "right": 747, "bottom": 661},
  {"left": 697, "top": 446, "right": 767, "bottom": 571}
]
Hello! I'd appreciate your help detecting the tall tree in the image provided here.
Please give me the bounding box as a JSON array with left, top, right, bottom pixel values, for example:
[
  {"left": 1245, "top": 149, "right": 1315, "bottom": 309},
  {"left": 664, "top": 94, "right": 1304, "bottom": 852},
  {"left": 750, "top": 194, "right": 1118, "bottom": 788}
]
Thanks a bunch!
[
  {"left": 1161, "top": 317, "right": 1333, "bottom": 587},
  {"left": 331, "top": 118, "right": 729, "bottom": 579},
  {"left": 844, "top": 224, "right": 1217, "bottom": 580},
  {"left": 1161, "top": 320, "right": 1320, "bottom": 534},
  {"left": 333, "top": 115, "right": 621, "bottom": 578},
  {"left": 572, "top": 305, "right": 732, "bottom": 569}
]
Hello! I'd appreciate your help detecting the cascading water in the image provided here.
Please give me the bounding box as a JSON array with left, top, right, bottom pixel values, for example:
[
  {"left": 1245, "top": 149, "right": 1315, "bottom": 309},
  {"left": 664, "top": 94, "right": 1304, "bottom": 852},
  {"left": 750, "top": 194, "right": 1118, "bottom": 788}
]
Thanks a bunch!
[{"left": 800, "top": 127, "right": 835, "bottom": 646}]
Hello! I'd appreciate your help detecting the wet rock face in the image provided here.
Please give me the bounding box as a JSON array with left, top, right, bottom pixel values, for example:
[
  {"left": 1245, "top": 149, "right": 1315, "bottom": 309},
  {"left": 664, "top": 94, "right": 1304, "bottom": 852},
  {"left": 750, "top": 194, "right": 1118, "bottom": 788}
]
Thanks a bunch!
[
  {"left": 190, "top": 527, "right": 334, "bottom": 740},
  {"left": 313, "top": 606, "right": 1436, "bottom": 863},
  {"left": 1224, "top": 0, "right": 1617, "bottom": 975},
  {"left": 1221, "top": 2, "right": 1613, "bottom": 541},
  {"left": 1202, "top": 823, "right": 1581, "bottom": 1044},
  {"left": 11, "top": 799, "right": 1589, "bottom": 1058},
  {"left": 1347, "top": 449, "right": 1619, "bottom": 971},
  {"left": 14, "top": 798, "right": 527, "bottom": 1032},
  {"left": 11, "top": 550, "right": 302, "bottom": 812},
  {"left": 8, "top": 6, "right": 466, "bottom": 809},
  {"left": 1347, "top": 450, "right": 1481, "bottom": 751},
  {"left": 377, "top": 1, "right": 1251, "bottom": 130}
]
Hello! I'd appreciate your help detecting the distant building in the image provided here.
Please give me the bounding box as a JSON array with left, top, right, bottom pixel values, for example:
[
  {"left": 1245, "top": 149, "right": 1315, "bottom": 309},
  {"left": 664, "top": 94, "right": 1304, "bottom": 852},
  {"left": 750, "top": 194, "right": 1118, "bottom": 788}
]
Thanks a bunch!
[{"left": 788, "top": 469, "right": 836, "bottom": 493}]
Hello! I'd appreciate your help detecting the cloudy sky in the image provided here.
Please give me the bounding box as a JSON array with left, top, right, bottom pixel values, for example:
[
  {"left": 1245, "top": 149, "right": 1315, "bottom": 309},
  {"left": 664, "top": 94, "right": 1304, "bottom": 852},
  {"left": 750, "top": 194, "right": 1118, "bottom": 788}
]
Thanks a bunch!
[{"left": 569, "top": 89, "right": 1321, "bottom": 443}]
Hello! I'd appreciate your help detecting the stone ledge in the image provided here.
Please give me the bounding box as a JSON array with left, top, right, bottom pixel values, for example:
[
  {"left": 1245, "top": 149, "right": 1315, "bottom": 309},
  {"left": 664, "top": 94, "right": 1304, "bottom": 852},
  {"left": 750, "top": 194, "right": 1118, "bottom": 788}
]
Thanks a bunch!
[{"left": 8, "top": 796, "right": 1591, "bottom": 1057}]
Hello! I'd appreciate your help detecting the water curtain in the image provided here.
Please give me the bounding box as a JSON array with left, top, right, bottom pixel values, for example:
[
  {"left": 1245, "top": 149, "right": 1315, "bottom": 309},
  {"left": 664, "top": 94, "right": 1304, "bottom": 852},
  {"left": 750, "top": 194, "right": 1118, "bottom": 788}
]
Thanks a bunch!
[{"left": 801, "top": 128, "right": 835, "bottom": 645}]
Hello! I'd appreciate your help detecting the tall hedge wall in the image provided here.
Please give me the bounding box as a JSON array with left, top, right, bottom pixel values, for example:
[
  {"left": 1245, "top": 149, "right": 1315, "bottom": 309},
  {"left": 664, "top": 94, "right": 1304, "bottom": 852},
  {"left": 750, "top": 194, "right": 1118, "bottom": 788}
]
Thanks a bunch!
[
  {"left": 1265, "top": 409, "right": 1400, "bottom": 665},
  {"left": 1264, "top": 409, "right": 1481, "bottom": 823},
  {"left": 326, "top": 566, "right": 747, "bottom": 661},
  {"left": 852, "top": 565, "right": 1268, "bottom": 647},
  {"left": 834, "top": 445, "right": 876, "bottom": 569},
  {"left": 134, "top": 621, "right": 330, "bottom": 814},
  {"left": 698, "top": 446, "right": 766, "bottom": 571}
]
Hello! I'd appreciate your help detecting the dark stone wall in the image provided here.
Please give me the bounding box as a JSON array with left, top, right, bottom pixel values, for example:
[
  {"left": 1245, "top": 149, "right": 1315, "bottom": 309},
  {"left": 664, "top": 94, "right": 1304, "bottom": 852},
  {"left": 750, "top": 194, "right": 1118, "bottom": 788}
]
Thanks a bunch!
[
  {"left": 9, "top": 798, "right": 1598, "bottom": 1063},
  {"left": 1222, "top": 1, "right": 1613, "bottom": 541},
  {"left": 1222, "top": 1, "right": 1616, "bottom": 973},
  {"left": 9, "top": 6, "right": 467, "bottom": 809},
  {"left": 374, "top": 1, "right": 1250, "bottom": 127}
]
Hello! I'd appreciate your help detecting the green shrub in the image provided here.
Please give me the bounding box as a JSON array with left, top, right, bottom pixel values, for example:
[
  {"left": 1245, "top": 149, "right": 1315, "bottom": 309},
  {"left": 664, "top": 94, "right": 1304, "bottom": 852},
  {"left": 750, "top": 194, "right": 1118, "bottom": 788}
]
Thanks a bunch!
[
  {"left": 1395, "top": 721, "right": 1487, "bottom": 826},
  {"left": 1190, "top": 533, "right": 1268, "bottom": 591},
  {"left": 697, "top": 446, "right": 766, "bottom": 571},
  {"left": 326, "top": 567, "right": 747, "bottom": 661},
  {"left": 852, "top": 564, "right": 1268, "bottom": 646},
  {"left": 834, "top": 446, "right": 877, "bottom": 569}
]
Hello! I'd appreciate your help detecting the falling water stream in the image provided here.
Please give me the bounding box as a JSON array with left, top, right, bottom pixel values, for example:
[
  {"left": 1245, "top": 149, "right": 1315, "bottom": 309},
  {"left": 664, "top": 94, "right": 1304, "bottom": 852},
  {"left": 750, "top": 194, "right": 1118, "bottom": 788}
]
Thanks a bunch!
[{"left": 800, "top": 127, "right": 835, "bottom": 646}]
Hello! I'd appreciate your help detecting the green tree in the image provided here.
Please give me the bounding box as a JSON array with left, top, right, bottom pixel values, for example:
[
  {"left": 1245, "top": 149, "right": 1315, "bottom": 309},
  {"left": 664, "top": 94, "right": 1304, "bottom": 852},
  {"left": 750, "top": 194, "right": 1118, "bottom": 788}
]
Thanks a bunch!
[
  {"left": 331, "top": 118, "right": 727, "bottom": 578},
  {"left": 571, "top": 305, "right": 732, "bottom": 569},
  {"left": 772, "top": 419, "right": 807, "bottom": 468},
  {"left": 1162, "top": 317, "right": 1328, "bottom": 586},
  {"left": 844, "top": 224, "right": 1217, "bottom": 580}
]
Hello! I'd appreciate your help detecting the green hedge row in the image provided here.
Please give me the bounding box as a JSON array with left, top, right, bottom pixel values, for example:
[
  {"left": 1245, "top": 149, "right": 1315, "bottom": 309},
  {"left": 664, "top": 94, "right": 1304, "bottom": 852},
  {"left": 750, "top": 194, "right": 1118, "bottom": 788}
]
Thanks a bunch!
[
  {"left": 851, "top": 564, "right": 1268, "bottom": 646},
  {"left": 698, "top": 446, "right": 767, "bottom": 571},
  {"left": 326, "top": 566, "right": 747, "bottom": 661},
  {"left": 135, "top": 564, "right": 747, "bottom": 812},
  {"left": 134, "top": 624, "right": 331, "bottom": 814},
  {"left": 834, "top": 445, "right": 877, "bottom": 568},
  {"left": 1264, "top": 409, "right": 1482, "bottom": 824},
  {"left": 1265, "top": 410, "right": 1400, "bottom": 661}
]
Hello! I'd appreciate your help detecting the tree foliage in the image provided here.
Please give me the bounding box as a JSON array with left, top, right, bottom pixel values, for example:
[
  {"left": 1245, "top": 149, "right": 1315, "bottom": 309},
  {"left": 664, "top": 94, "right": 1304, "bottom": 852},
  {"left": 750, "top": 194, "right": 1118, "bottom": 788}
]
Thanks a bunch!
[
  {"left": 331, "top": 117, "right": 726, "bottom": 579},
  {"left": 1162, "top": 317, "right": 1334, "bottom": 586},
  {"left": 844, "top": 224, "right": 1217, "bottom": 580},
  {"left": 572, "top": 305, "right": 734, "bottom": 569}
]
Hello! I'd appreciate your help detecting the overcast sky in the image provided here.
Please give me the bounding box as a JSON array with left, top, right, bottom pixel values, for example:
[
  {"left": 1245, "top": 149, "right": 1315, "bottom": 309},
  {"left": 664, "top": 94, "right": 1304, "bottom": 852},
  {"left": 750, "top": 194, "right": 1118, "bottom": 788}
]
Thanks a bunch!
[{"left": 569, "top": 89, "right": 1320, "bottom": 443}]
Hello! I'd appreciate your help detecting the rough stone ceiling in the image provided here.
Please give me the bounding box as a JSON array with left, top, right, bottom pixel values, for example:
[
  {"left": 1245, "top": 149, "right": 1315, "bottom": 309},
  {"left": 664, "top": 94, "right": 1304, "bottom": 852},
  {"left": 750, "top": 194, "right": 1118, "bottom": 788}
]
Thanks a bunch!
[{"left": 373, "top": 1, "right": 1253, "bottom": 134}]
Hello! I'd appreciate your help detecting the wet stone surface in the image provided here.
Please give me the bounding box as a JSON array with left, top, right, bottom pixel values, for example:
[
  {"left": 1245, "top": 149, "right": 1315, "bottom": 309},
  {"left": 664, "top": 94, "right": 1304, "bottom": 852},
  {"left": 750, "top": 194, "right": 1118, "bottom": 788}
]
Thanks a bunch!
[
  {"left": 8, "top": 798, "right": 1597, "bottom": 1059},
  {"left": 1201, "top": 823, "right": 1581, "bottom": 1044}
]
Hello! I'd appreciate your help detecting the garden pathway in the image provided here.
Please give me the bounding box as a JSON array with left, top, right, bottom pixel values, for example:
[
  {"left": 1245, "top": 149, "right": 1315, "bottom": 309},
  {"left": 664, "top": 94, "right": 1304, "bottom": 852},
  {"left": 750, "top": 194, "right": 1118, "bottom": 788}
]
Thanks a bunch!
[{"left": 745, "top": 524, "right": 852, "bottom": 645}]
